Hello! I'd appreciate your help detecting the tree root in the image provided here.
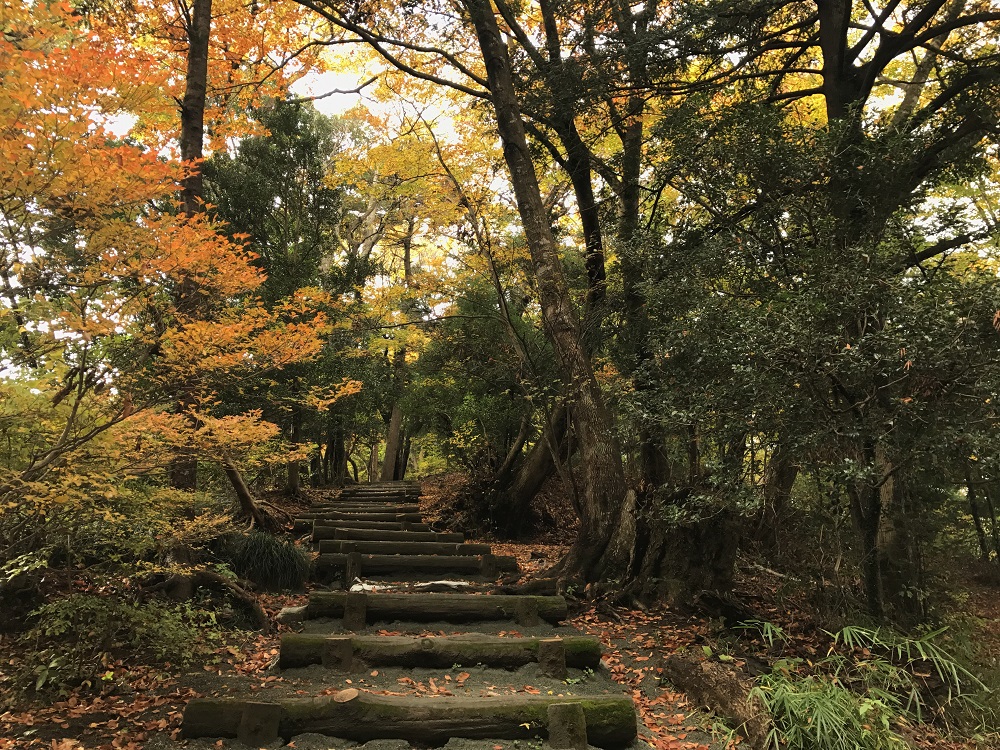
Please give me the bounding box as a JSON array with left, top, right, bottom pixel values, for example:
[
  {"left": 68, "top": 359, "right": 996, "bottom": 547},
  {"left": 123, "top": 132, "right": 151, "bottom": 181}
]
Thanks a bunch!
[{"left": 142, "top": 568, "right": 270, "bottom": 632}]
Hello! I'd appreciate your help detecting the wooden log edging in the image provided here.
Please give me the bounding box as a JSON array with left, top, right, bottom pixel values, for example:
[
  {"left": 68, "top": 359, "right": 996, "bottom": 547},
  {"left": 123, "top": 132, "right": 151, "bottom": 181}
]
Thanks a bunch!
[
  {"left": 304, "top": 591, "right": 568, "bottom": 626},
  {"left": 181, "top": 692, "right": 637, "bottom": 748},
  {"left": 278, "top": 634, "right": 602, "bottom": 672}
]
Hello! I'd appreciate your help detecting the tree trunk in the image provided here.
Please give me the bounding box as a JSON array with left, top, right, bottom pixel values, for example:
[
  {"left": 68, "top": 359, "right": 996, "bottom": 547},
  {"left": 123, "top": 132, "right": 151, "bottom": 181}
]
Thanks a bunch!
[
  {"left": 224, "top": 459, "right": 272, "bottom": 530},
  {"left": 328, "top": 422, "right": 348, "bottom": 486},
  {"left": 966, "top": 470, "right": 991, "bottom": 560},
  {"left": 367, "top": 441, "right": 380, "bottom": 481},
  {"left": 983, "top": 483, "right": 1000, "bottom": 562},
  {"left": 180, "top": 0, "right": 212, "bottom": 216},
  {"left": 380, "top": 403, "right": 404, "bottom": 482},
  {"left": 463, "top": 0, "right": 628, "bottom": 583},
  {"left": 848, "top": 480, "right": 884, "bottom": 618},
  {"left": 286, "top": 404, "right": 303, "bottom": 496},
  {"left": 754, "top": 441, "right": 799, "bottom": 551},
  {"left": 491, "top": 404, "right": 568, "bottom": 536},
  {"left": 169, "top": 0, "right": 212, "bottom": 491},
  {"left": 399, "top": 430, "right": 412, "bottom": 480}
]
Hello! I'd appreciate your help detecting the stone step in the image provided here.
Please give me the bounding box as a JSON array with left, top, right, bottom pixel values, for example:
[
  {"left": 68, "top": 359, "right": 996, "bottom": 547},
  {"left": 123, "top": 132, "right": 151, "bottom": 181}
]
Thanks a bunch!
[
  {"left": 181, "top": 692, "right": 637, "bottom": 748},
  {"left": 294, "top": 591, "right": 567, "bottom": 628},
  {"left": 312, "top": 553, "right": 518, "bottom": 584},
  {"left": 318, "top": 540, "right": 491, "bottom": 556},
  {"left": 278, "top": 633, "right": 603, "bottom": 675}
]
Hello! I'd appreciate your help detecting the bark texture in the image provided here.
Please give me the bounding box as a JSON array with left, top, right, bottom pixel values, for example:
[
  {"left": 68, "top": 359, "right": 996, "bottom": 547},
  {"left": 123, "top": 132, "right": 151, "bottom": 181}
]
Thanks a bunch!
[{"left": 463, "top": 0, "right": 628, "bottom": 584}]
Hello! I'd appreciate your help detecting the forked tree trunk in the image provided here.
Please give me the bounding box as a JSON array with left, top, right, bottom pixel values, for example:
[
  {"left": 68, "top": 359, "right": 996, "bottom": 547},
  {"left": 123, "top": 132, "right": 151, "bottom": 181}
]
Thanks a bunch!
[
  {"left": 464, "top": 0, "right": 630, "bottom": 583},
  {"left": 224, "top": 459, "right": 271, "bottom": 530},
  {"left": 491, "top": 404, "right": 568, "bottom": 537},
  {"left": 464, "top": 0, "right": 741, "bottom": 598}
]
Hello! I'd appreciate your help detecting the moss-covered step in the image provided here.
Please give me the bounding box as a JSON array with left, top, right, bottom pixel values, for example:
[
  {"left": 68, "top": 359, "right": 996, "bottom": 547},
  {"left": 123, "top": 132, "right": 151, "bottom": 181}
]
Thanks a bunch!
[
  {"left": 312, "top": 553, "right": 518, "bottom": 583},
  {"left": 322, "top": 528, "right": 465, "bottom": 544},
  {"left": 181, "top": 692, "right": 637, "bottom": 748},
  {"left": 339, "top": 489, "right": 422, "bottom": 498},
  {"left": 297, "top": 511, "right": 424, "bottom": 523},
  {"left": 303, "top": 520, "right": 432, "bottom": 536},
  {"left": 303, "top": 591, "right": 568, "bottom": 627},
  {"left": 308, "top": 503, "right": 422, "bottom": 513},
  {"left": 278, "top": 633, "right": 602, "bottom": 672},
  {"left": 318, "top": 540, "right": 491, "bottom": 556}
]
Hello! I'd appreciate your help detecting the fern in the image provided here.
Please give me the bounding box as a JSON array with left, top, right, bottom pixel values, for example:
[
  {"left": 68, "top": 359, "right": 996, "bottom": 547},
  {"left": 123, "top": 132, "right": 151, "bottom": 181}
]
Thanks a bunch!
[{"left": 753, "top": 625, "right": 992, "bottom": 749}]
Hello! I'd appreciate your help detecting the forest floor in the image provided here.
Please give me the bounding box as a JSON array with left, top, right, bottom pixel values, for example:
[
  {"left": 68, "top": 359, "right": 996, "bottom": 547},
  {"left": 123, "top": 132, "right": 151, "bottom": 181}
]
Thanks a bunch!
[{"left": 1, "top": 475, "right": 997, "bottom": 750}]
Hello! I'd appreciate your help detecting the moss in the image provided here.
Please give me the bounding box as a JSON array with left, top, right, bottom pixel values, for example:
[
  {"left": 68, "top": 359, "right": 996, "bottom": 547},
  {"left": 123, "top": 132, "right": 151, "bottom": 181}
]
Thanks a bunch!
[{"left": 562, "top": 637, "right": 604, "bottom": 665}]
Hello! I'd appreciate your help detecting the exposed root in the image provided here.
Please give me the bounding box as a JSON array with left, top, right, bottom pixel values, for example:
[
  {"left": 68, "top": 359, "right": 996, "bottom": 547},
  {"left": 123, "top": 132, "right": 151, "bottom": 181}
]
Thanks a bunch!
[{"left": 142, "top": 567, "right": 270, "bottom": 632}]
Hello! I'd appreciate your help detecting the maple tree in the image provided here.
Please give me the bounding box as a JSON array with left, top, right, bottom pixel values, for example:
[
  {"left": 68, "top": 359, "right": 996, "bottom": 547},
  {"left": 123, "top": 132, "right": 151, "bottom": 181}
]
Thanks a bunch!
[{"left": 0, "top": 0, "right": 330, "bottom": 589}]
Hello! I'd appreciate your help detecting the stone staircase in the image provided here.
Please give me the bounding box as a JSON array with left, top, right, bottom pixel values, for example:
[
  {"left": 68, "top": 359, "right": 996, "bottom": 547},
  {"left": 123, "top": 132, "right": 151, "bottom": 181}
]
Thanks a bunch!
[{"left": 180, "top": 481, "right": 639, "bottom": 749}]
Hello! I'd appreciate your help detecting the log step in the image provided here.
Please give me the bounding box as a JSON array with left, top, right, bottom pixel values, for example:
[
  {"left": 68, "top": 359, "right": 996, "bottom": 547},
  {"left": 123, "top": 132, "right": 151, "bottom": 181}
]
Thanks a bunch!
[
  {"left": 313, "top": 553, "right": 518, "bottom": 583},
  {"left": 181, "top": 692, "right": 637, "bottom": 748},
  {"left": 278, "top": 633, "right": 602, "bottom": 673},
  {"left": 325, "top": 528, "right": 465, "bottom": 544},
  {"left": 310, "top": 504, "right": 421, "bottom": 513},
  {"left": 308, "top": 521, "right": 431, "bottom": 537},
  {"left": 298, "top": 511, "right": 424, "bottom": 523},
  {"left": 339, "top": 489, "right": 421, "bottom": 495},
  {"left": 304, "top": 591, "right": 567, "bottom": 626},
  {"left": 318, "top": 540, "right": 491, "bottom": 556}
]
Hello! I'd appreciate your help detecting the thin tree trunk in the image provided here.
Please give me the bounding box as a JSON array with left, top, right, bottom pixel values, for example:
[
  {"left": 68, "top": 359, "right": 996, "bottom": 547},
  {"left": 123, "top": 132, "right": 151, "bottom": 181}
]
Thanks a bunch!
[
  {"left": 368, "top": 442, "right": 380, "bottom": 482},
  {"left": 984, "top": 483, "right": 1000, "bottom": 563},
  {"left": 965, "top": 470, "right": 990, "bottom": 560},
  {"left": 492, "top": 404, "right": 569, "bottom": 536},
  {"left": 399, "top": 430, "right": 412, "bottom": 480},
  {"left": 286, "top": 404, "right": 303, "bottom": 496}
]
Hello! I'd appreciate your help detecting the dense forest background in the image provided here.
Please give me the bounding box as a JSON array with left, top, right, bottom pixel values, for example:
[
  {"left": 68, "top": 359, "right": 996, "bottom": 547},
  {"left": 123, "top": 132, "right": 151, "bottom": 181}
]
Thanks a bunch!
[{"left": 2, "top": 0, "right": 1000, "bottom": 746}]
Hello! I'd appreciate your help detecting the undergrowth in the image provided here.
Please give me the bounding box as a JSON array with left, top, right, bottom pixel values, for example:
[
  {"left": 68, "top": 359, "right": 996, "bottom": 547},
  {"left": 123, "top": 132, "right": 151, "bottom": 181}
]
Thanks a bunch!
[
  {"left": 6, "top": 593, "right": 222, "bottom": 697},
  {"left": 749, "top": 624, "right": 995, "bottom": 750},
  {"left": 215, "top": 531, "right": 310, "bottom": 591}
]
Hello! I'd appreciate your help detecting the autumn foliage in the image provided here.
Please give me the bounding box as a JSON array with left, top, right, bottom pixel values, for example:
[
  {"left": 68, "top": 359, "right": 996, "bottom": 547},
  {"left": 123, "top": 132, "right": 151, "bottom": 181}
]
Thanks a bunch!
[{"left": 0, "top": 0, "right": 331, "bottom": 612}]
